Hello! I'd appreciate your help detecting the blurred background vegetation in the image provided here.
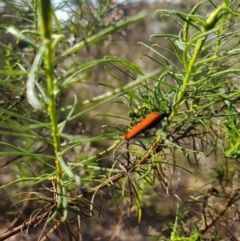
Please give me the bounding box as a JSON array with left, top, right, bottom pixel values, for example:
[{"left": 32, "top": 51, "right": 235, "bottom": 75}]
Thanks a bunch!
[{"left": 0, "top": 0, "right": 240, "bottom": 240}]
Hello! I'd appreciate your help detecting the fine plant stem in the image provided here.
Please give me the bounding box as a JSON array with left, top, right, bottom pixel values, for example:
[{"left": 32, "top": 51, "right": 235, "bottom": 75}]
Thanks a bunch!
[
  {"left": 169, "top": 3, "right": 228, "bottom": 121},
  {"left": 54, "top": 11, "right": 147, "bottom": 65},
  {"left": 38, "top": 1, "right": 63, "bottom": 197}
]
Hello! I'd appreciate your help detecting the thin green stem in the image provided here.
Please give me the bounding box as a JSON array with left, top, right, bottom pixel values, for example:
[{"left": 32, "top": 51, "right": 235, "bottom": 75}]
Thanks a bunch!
[
  {"left": 54, "top": 12, "right": 147, "bottom": 65},
  {"left": 39, "top": 1, "right": 62, "bottom": 184},
  {"left": 169, "top": 3, "right": 227, "bottom": 121}
]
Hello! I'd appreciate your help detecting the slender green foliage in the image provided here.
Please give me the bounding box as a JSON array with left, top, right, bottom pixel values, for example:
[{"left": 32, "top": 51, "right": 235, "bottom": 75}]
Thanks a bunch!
[{"left": 0, "top": 0, "right": 240, "bottom": 240}]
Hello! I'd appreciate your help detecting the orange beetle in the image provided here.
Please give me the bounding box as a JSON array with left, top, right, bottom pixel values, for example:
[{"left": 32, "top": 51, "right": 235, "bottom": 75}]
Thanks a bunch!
[{"left": 123, "top": 112, "right": 168, "bottom": 140}]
